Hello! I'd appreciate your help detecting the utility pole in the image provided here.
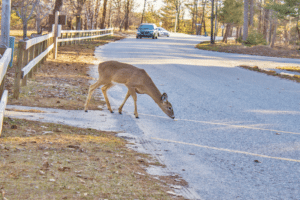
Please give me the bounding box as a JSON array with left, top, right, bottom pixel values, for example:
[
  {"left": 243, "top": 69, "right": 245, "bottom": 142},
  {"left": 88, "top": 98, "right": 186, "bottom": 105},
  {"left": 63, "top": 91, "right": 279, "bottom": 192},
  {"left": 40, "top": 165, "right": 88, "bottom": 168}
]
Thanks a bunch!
[
  {"left": 210, "top": 0, "right": 214, "bottom": 44},
  {"left": 0, "top": 0, "right": 11, "bottom": 48}
]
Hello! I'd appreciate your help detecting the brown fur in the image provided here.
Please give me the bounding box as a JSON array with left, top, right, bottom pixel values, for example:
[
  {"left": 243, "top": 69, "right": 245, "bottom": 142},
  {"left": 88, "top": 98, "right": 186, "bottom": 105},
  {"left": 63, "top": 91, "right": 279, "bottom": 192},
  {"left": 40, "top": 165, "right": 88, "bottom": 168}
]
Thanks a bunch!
[{"left": 84, "top": 61, "right": 174, "bottom": 118}]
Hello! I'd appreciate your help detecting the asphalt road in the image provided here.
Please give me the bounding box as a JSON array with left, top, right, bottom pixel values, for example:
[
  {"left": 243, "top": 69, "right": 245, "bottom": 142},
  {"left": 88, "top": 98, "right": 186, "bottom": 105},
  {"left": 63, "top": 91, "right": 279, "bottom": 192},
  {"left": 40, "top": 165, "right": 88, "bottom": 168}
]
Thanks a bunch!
[
  {"left": 94, "top": 33, "right": 300, "bottom": 199},
  {"left": 6, "top": 33, "right": 300, "bottom": 199}
]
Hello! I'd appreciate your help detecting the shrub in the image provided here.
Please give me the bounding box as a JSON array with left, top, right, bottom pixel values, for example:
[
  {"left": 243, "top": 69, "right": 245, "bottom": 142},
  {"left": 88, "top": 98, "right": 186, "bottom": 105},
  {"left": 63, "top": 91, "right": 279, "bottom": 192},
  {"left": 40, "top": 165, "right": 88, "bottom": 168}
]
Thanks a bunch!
[{"left": 244, "top": 30, "right": 267, "bottom": 46}]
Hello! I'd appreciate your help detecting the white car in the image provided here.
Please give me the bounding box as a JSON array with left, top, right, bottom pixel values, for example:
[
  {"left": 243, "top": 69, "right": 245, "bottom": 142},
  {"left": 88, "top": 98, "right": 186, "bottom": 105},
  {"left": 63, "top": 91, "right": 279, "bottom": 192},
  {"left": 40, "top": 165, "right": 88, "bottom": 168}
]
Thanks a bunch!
[{"left": 157, "top": 27, "right": 170, "bottom": 37}]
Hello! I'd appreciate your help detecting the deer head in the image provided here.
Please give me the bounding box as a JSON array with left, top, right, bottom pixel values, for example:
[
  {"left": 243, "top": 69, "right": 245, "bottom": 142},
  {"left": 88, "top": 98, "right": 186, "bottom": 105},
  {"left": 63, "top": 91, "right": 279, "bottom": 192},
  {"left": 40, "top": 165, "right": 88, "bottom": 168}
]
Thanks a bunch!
[{"left": 159, "top": 93, "right": 175, "bottom": 119}]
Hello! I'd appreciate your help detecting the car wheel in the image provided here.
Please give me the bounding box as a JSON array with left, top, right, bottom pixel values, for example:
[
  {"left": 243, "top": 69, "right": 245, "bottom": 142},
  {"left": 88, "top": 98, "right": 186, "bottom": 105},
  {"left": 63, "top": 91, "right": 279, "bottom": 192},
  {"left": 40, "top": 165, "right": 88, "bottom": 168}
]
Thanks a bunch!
[
  {"left": 152, "top": 35, "right": 155, "bottom": 39},
  {"left": 156, "top": 36, "right": 158, "bottom": 39}
]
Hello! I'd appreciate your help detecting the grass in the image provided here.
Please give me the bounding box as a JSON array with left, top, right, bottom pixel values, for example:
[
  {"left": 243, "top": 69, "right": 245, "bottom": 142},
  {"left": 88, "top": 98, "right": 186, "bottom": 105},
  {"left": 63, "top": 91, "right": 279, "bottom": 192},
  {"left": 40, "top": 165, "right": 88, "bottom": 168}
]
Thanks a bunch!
[
  {"left": 276, "top": 66, "right": 300, "bottom": 72},
  {"left": 0, "top": 118, "right": 185, "bottom": 200},
  {"left": 196, "top": 40, "right": 241, "bottom": 52},
  {"left": 239, "top": 65, "right": 300, "bottom": 83}
]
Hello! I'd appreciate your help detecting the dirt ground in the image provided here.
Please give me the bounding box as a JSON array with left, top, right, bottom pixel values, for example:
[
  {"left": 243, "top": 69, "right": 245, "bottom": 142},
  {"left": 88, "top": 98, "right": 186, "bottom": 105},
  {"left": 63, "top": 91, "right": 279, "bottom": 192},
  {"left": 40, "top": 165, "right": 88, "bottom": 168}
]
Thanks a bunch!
[
  {"left": 196, "top": 40, "right": 300, "bottom": 59},
  {"left": 0, "top": 118, "right": 186, "bottom": 199}
]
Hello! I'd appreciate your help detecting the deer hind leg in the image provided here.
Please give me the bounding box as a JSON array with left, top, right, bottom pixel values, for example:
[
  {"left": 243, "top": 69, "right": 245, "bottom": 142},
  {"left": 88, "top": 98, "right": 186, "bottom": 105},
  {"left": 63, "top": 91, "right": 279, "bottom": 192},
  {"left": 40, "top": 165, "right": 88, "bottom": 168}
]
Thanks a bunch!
[
  {"left": 101, "top": 83, "right": 114, "bottom": 113},
  {"left": 118, "top": 90, "right": 130, "bottom": 114},
  {"left": 127, "top": 87, "right": 139, "bottom": 118},
  {"left": 84, "top": 79, "right": 105, "bottom": 112}
]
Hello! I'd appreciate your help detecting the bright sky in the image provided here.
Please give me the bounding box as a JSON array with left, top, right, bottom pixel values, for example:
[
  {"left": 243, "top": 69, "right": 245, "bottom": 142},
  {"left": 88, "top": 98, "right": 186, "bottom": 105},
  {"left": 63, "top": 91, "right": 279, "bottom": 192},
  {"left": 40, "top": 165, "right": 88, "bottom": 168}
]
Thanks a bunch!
[
  {"left": 133, "top": 0, "right": 192, "bottom": 19},
  {"left": 133, "top": 0, "right": 165, "bottom": 13}
]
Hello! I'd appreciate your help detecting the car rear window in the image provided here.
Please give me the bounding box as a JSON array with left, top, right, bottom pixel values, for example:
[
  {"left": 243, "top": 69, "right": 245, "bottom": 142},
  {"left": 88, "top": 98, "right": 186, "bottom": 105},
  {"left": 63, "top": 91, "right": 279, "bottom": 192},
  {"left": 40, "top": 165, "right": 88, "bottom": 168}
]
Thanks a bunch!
[{"left": 139, "top": 25, "right": 154, "bottom": 30}]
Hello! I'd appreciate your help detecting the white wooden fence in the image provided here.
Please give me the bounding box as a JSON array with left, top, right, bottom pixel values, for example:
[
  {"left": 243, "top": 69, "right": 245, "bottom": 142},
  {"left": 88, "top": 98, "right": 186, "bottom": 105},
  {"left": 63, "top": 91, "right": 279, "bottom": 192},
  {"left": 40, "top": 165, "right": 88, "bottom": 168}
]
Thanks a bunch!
[
  {"left": 13, "top": 28, "right": 113, "bottom": 100},
  {"left": 0, "top": 48, "right": 12, "bottom": 135},
  {"left": 58, "top": 28, "right": 113, "bottom": 45}
]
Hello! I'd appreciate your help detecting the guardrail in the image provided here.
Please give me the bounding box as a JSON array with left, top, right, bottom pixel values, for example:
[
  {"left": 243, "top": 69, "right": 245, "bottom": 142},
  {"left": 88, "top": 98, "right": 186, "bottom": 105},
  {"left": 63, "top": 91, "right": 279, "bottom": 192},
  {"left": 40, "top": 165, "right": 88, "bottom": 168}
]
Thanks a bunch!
[
  {"left": 58, "top": 28, "right": 113, "bottom": 45},
  {"left": 0, "top": 48, "right": 12, "bottom": 135},
  {"left": 13, "top": 32, "right": 54, "bottom": 99}
]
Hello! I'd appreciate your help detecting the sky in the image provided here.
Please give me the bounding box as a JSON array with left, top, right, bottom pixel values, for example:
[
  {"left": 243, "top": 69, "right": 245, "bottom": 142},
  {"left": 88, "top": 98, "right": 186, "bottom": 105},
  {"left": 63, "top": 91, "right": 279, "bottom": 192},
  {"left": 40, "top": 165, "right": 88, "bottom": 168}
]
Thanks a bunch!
[{"left": 133, "top": 0, "right": 165, "bottom": 13}]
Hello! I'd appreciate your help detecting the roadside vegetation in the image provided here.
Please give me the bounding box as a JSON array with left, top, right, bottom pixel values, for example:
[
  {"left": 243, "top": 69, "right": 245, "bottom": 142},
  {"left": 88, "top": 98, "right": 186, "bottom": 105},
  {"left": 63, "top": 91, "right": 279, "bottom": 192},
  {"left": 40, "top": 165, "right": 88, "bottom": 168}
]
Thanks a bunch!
[{"left": 239, "top": 65, "right": 300, "bottom": 83}]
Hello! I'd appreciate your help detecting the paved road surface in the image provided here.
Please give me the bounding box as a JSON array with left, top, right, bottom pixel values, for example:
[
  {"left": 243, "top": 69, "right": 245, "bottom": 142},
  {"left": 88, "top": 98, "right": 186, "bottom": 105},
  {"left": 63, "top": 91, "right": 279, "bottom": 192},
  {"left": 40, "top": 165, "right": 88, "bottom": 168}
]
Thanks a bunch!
[{"left": 7, "top": 33, "right": 300, "bottom": 199}]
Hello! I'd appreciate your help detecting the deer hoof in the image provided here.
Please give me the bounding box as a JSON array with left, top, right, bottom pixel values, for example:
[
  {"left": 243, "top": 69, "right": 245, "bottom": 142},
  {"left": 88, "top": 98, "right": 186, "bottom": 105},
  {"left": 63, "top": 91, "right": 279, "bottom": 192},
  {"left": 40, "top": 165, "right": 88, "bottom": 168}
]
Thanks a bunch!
[
  {"left": 110, "top": 110, "right": 114, "bottom": 113},
  {"left": 85, "top": 110, "right": 88, "bottom": 112}
]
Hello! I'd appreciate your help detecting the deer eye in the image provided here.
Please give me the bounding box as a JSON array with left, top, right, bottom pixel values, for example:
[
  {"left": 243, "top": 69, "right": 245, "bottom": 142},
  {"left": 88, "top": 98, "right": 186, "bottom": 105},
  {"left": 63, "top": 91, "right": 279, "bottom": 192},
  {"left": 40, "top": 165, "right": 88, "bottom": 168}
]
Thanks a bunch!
[{"left": 168, "top": 107, "right": 172, "bottom": 110}]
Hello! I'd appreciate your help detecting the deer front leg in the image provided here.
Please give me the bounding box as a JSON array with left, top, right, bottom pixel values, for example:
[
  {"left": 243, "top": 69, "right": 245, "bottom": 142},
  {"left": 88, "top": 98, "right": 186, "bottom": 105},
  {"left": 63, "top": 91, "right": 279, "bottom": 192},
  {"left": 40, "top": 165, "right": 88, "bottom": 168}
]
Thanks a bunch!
[
  {"left": 127, "top": 87, "right": 138, "bottom": 118},
  {"left": 119, "top": 90, "right": 131, "bottom": 114},
  {"left": 101, "top": 83, "right": 114, "bottom": 113},
  {"left": 84, "top": 80, "right": 103, "bottom": 112}
]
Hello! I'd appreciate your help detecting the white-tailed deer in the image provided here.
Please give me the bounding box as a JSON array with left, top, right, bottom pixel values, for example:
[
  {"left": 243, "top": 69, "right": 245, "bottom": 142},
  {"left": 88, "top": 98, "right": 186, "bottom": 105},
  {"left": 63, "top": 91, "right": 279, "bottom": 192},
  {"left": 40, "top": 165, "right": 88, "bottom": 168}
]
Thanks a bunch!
[{"left": 84, "top": 61, "right": 175, "bottom": 119}]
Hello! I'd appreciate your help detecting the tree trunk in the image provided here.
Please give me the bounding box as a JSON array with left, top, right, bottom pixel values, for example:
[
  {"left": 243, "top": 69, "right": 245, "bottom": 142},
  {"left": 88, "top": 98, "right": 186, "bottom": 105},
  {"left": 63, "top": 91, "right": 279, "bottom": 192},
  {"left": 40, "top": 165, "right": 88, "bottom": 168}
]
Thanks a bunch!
[
  {"left": 210, "top": 0, "right": 214, "bottom": 44},
  {"left": 222, "top": 23, "right": 231, "bottom": 43},
  {"left": 243, "top": 0, "right": 249, "bottom": 41},
  {"left": 141, "top": 0, "right": 147, "bottom": 23},
  {"left": 100, "top": 0, "right": 108, "bottom": 29},
  {"left": 67, "top": 18, "right": 73, "bottom": 30},
  {"left": 258, "top": 0, "right": 262, "bottom": 33},
  {"left": 94, "top": 0, "right": 101, "bottom": 29},
  {"left": 200, "top": 0, "right": 206, "bottom": 35},
  {"left": 249, "top": 0, "right": 254, "bottom": 26},
  {"left": 263, "top": 8, "right": 269, "bottom": 40},
  {"left": 270, "top": 16, "right": 277, "bottom": 48},
  {"left": 36, "top": 18, "right": 42, "bottom": 34},
  {"left": 124, "top": 0, "right": 130, "bottom": 30},
  {"left": 268, "top": 10, "right": 273, "bottom": 44},
  {"left": 23, "top": 19, "right": 29, "bottom": 40},
  {"left": 53, "top": 0, "right": 63, "bottom": 14},
  {"left": 76, "top": 15, "right": 82, "bottom": 30}
]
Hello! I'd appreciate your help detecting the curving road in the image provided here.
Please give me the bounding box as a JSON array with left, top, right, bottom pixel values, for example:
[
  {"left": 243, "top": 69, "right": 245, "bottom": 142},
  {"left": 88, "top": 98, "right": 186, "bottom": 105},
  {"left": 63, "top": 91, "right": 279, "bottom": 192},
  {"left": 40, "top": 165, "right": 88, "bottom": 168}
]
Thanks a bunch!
[
  {"left": 93, "top": 33, "right": 300, "bottom": 199},
  {"left": 7, "top": 33, "right": 300, "bottom": 199}
]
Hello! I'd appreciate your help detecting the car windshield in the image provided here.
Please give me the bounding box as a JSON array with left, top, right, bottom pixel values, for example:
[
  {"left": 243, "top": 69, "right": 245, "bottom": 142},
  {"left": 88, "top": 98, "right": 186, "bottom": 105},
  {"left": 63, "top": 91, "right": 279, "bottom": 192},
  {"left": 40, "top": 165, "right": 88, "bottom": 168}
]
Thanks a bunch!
[{"left": 139, "top": 25, "right": 154, "bottom": 30}]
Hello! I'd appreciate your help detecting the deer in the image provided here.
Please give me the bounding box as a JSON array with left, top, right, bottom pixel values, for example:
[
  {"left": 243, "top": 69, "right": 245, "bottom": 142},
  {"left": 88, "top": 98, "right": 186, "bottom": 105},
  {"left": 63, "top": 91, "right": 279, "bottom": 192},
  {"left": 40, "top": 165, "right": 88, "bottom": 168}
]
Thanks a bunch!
[{"left": 84, "top": 61, "right": 175, "bottom": 119}]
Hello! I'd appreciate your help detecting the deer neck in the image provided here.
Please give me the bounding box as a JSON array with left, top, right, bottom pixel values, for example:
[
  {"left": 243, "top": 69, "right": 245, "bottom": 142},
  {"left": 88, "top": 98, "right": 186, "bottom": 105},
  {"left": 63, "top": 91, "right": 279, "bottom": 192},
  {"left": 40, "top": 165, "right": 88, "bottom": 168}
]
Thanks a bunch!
[{"left": 146, "top": 83, "right": 162, "bottom": 105}]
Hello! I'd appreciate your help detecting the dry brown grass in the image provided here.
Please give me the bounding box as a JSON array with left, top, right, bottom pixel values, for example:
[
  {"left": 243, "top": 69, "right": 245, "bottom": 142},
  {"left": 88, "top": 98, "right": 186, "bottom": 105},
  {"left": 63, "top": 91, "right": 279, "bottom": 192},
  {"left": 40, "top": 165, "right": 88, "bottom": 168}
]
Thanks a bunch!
[
  {"left": 276, "top": 66, "right": 300, "bottom": 72},
  {"left": 239, "top": 65, "right": 300, "bottom": 83},
  {"left": 196, "top": 41, "right": 300, "bottom": 59},
  {"left": 0, "top": 118, "right": 186, "bottom": 200}
]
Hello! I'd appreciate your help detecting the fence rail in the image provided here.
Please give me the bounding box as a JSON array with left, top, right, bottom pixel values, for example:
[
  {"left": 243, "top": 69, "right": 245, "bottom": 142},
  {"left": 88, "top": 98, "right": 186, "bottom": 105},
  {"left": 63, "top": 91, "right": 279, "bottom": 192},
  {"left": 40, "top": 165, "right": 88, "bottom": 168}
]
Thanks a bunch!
[
  {"left": 58, "top": 28, "right": 113, "bottom": 45},
  {"left": 0, "top": 48, "right": 12, "bottom": 136}
]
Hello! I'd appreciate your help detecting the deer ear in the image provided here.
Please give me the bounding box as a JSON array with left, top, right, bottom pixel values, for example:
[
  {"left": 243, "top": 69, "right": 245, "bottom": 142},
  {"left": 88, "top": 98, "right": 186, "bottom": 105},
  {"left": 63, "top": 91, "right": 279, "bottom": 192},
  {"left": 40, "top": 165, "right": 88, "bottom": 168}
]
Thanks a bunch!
[{"left": 161, "top": 93, "right": 168, "bottom": 102}]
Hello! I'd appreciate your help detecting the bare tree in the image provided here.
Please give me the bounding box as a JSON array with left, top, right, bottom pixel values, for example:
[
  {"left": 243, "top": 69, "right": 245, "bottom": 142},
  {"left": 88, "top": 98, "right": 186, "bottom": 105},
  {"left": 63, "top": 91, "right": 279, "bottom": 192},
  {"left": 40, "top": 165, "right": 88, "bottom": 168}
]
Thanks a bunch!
[
  {"left": 100, "top": 0, "right": 108, "bottom": 28},
  {"left": 12, "top": 0, "right": 40, "bottom": 39},
  {"left": 94, "top": 0, "right": 101, "bottom": 28},
  {"left": 243, "top": 0, "right": 249, "bottom": 41},
  {"left": 53, "top": 0, "right": 63, "bottom": 14},
  {"left": 35, "top": 0, "right": 54, "bottom": 34},
  {"left": 124, "top": 0, "right": 130, "bottom": 30},
  {"left": 249, "top": 0, "right": 254, "bottom": 26}
]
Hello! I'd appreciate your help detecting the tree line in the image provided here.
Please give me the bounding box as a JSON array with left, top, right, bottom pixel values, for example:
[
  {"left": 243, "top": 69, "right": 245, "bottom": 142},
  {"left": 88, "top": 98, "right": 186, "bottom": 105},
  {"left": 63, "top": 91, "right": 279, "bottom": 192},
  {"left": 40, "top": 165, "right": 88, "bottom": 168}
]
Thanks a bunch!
[{"left": 4, "top": 0, "right": 300, "bottom": 47}]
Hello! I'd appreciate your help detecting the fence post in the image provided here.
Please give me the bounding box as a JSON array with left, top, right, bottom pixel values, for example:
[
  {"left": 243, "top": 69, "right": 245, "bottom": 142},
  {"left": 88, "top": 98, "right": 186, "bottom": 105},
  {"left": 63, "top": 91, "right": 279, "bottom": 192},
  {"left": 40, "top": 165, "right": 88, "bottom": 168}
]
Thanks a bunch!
[
  {"left": 53, "top": 11, "right": 59, "bottom": 59},
  {"left": 13, "top": 41, "right": 25, "bottom": 99}
]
